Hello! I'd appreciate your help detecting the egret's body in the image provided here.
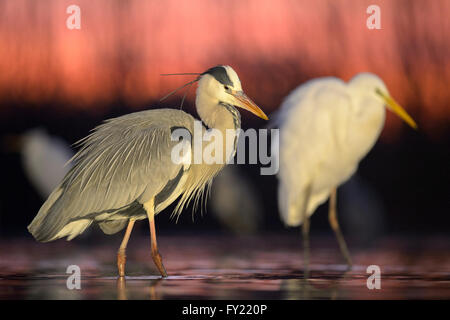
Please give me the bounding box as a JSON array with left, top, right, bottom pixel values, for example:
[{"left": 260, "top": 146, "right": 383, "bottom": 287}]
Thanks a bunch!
[
  {"left": 28, "top": 65, "right": 268, "bottom": 277},
  {"left": 274, "top": 73, "right": 416, "bottom": 268}
]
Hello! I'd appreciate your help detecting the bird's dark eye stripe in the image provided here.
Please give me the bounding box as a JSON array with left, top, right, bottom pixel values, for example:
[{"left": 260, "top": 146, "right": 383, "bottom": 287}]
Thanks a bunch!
[{"left": 202, "top": 66, "right": 233, "bottom": 86}]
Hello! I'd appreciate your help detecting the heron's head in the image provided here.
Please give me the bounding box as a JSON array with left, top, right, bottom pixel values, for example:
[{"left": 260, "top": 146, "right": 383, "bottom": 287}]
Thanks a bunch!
[
  {"left": 196, "top": 65, "right": 268, "bottom": 120},
  {"left": 349, "top": 73, "right": 417, "bottom": 129}
]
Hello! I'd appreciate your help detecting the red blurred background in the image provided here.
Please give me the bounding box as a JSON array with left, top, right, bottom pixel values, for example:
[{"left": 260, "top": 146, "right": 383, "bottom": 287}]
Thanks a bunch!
[
  {"left": 0, "top": 0, "right": 449, "bottom": 140},
  {"left": 0, "top": 0, "right": 449, "bottom": 237},
  {"left": 0, "top": 3, "right": 449, "bottom": 300}
]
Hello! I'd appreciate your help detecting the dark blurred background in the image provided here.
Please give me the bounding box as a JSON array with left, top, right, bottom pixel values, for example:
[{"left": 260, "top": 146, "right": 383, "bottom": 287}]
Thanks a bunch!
[{"left": 0, "top": 0, "right": 449, "bottom": 243}]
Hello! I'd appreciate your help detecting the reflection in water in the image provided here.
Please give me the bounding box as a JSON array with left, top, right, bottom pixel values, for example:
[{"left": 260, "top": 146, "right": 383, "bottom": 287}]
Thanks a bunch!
[
  {"left": 0, "top": 235, "right": 449, "bottom": 299},
  {"left": 117, "top": 277, "right": 126, "bottom": 300},
  {"left": 116, "top": 277, "right": 162, "bottom": 300},
  {"left": 281, "top": 270, "right": 350, "bottom": 300}
]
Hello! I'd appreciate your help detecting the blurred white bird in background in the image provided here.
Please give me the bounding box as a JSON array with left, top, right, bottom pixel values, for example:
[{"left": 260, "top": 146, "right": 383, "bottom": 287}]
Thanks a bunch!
[
  {"left": 2, "top": 128, "right": 74, "bottom": 198},
  {"left": 1, "top": 128, "right": 73, "bottom": 232},
  {"left": 20, "top": 128, "right": 73, "bottom": 198},
  {"left": 211, "top": 165, "right": 262, "bottom": 235},
  {"left": 272, "top": 72, "right": 417, "bottom": 270},
  {"left": 339, "top": 174, "right": 386, "bottom": 245}
]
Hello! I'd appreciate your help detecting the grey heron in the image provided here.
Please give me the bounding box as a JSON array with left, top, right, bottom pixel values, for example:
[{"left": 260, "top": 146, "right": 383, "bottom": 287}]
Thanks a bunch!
[
  {"left": 272, "top": 73, "right": 416, "bottom": 271},
  {"left": 28, "top": 65, "right": 268, "bottom": 277}
]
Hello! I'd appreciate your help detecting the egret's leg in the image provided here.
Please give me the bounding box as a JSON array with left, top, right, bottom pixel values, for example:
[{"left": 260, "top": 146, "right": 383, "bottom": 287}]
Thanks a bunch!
[
  {"left": 328, "top": 188, "right": 352, "bottom": 267},
  {"left": 144, "top": 198, "right": 168, "bottom": 277},
  {"left": 301, "top": 185, "right": 312, "bottom": 278},
  {"left": 117, "top": 219, "right": 135, "bottom": 277}
]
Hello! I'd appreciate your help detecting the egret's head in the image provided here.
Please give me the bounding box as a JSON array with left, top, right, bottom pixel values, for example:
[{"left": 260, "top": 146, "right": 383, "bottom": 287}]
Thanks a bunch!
[
  {"left": 196, "top": 65, "right": 268, "bottom": 120},
  {"left": 349, "top": 73, "right": 417, "bottom": 129}
]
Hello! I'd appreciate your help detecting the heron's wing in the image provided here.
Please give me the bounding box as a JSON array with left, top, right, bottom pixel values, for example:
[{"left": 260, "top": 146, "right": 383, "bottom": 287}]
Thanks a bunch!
[
  {"left": 277, "top": 79, "right": 352, "bottom": 226},
  {"left": 29, "top": 109, "right": 194, "bottom": 241}
]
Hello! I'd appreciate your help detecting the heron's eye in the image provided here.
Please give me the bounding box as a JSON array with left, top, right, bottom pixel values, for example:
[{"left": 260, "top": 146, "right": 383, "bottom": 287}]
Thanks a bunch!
[{"left": 224, "top": 85, "right": 230, "bottom": 91}]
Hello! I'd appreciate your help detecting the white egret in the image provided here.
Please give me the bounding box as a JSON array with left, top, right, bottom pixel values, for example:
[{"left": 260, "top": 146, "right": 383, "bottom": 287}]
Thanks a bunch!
[{"left": 273, "top": 72, "right": 417, "bottom": 269}]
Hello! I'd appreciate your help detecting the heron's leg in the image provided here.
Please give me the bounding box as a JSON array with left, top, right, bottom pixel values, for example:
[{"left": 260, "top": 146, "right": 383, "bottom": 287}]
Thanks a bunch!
[
  {"left": 144, "top": 198, "right": 168, "bottom": 277},
  {"left": 117, "top": 219, "right": 136, "bottom": 277},
  {"left": 328, "top": 188, "right": 352, "bottom": 267},
  {"left": 301, "top": 185, "right": 312, "bottom": 278}
]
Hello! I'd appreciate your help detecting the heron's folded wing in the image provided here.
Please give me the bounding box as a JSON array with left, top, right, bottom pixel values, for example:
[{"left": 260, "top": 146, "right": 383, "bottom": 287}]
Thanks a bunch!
[{"left": 31, "top": 109, "right": 194, "bottom": 239}]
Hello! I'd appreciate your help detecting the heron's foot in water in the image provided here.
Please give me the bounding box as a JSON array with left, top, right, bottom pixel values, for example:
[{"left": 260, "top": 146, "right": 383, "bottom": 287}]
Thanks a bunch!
[{"left": 151, "top": 249, "right": 168, "bottom": 278}]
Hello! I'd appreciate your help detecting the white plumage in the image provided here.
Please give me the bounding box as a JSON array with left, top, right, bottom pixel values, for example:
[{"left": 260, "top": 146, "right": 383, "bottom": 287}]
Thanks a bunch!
[
  {"left": 21, "top": 128, "right": 73, "bottom": 198},
  {"left": 274, "top": 73, "right": 416, "bottom": 227},
  {"left": 272, "top": 73, "right": 417, "bottom": 269}
]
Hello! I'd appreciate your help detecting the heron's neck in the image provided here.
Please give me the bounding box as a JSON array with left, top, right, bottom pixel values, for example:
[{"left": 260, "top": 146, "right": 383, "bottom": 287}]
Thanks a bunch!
[
  {"left": 195, "top": 93, "right": 241, "bottom": 132},
  {"left": 195, "top": 93, "right": 241, "bottom": 163}
]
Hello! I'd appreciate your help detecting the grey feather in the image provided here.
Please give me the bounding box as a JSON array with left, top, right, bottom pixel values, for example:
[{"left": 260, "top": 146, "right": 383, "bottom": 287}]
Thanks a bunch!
[
  {"left": 98, "top": 220, "right": 129, "bottom": 235},
  {"left": 28, "top": 109, "right": 197, "bottom": 241},
  {"left": 28, "top": 65, "right": 250, "bottom": 243}
]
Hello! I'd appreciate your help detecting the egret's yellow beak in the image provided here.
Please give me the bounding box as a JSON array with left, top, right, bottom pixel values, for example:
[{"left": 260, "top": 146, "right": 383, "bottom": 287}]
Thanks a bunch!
[
  {"left": 377, "top": 89, "right": 417, "bottom": 129},
  {"left": 232, "top": 91, "right": 269, "bottom": 120}
]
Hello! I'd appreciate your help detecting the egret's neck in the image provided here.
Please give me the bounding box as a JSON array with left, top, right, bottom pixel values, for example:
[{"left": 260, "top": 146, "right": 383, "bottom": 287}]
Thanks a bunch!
[{"left": 348, "top": 94, "right": 386, "bottom": 158}]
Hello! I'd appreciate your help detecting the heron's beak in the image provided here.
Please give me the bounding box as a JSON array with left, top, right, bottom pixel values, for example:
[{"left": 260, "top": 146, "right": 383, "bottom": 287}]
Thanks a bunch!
[
  {"left": 232, "top": 91, "right": 269, "bottom": 120},
  {"left": 378, "top": 91, "right": 417, "bottom": 129}
]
